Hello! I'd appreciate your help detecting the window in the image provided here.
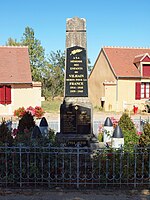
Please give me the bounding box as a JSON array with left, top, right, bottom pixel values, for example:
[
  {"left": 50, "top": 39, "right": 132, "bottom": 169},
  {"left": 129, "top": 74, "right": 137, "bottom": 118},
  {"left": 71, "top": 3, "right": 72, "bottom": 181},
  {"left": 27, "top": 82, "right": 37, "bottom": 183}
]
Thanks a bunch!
[
  {"left": 141, "top": 83, "right": 150, "bottom": 99},
  {"left": 0, "top": 85, "right": 11, "bottom": 105},
  {"left": 143, "top": 64, "right": 150, "bottom": 77},
  {"left": 135, "top": 82, "right": 150, "bottom": 100}
]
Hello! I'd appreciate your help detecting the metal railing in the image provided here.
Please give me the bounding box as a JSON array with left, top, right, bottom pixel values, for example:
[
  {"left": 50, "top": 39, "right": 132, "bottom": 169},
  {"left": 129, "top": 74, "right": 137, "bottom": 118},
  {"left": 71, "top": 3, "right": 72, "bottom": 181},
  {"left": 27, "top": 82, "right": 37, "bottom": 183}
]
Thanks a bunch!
[
  {"left": 0, "top": 144, "right": 149, "bottom": 189},
  {"left": 12, "top": 116, "right": 150, "bottom": 136}
]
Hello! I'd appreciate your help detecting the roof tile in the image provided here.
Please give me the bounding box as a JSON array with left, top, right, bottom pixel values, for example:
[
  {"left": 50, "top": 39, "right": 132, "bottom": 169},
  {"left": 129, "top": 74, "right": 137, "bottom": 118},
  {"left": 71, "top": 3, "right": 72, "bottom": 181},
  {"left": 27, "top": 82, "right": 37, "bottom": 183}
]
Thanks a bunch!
[
  {"left": 0, "top": 46, "right": 32, "bottom": 83},
  {"left": 103, "top": 47, "right": 150, "bottom": 77}
]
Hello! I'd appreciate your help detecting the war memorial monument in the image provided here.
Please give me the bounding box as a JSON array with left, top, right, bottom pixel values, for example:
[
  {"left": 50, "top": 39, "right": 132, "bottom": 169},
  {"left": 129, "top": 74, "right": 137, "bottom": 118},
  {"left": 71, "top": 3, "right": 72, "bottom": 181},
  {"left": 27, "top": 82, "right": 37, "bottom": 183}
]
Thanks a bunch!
[{"left": 56, "top": 17, "right": 94, "bottom": 146}]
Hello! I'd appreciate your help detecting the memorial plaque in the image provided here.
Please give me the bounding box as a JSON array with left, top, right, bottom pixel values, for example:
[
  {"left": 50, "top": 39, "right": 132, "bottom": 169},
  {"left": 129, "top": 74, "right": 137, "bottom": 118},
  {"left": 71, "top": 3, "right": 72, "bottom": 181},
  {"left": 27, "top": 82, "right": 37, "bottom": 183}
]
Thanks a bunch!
[
  {"left": 60, "top": 103, "right": 91, "bottom": 135},
  {"left": 77, "top": 106, "right": 91, "bottom": 134},
  {"left": 65, "top": 46, "right": 88, "bottom": 97},
  {"left": 60, "top": 103, "right": 76, "bottom": 134}
]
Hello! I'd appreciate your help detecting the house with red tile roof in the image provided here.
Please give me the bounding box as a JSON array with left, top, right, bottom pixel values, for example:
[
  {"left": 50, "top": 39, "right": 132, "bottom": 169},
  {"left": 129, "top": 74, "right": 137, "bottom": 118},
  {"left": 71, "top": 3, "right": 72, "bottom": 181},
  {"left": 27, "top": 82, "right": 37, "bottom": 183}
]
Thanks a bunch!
[
  {"left": 89, "top": 47, "right": 150, "bottom": 112},
  {"left": 0, "top": 46, "right": 41, "bottom": 115}
]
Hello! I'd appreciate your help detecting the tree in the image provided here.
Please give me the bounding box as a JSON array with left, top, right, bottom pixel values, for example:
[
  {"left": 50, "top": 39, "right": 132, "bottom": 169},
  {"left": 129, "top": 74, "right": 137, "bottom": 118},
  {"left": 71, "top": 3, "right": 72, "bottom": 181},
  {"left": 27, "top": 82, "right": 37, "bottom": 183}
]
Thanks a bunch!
[
  {"left": 6, "top": 27, "right": 46, "bottom": 82},
  {"left": 42, "top": 50, "right": 65, "bottom": 100},
  {"left": 21, "top": 27, "right": 46, "bottom": 81},
  {"left": 48, "top": 50, "right": 65, "bottom": 72},
  {"left": 88, "top": 58, "right": 93, "bottom": 74},
  {"left": 6, "top": 37, "right": 21, "bottom": 46}
]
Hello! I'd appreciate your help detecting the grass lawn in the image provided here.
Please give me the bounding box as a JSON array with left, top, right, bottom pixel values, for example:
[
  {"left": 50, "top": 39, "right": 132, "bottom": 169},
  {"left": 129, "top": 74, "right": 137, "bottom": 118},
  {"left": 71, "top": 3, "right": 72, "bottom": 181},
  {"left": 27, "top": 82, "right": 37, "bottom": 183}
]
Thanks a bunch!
[
  {"left": 41, "top": 99, "right": 103, "bottom": 114},
  {"left": 41, "top": 99, "right": 62, "bottom": 113},
  {"left": 41, "top": 99, "right": 134, "bottom": 115},
  {"left": 42, "top": 99, "right": 106, "bottom": 114}
]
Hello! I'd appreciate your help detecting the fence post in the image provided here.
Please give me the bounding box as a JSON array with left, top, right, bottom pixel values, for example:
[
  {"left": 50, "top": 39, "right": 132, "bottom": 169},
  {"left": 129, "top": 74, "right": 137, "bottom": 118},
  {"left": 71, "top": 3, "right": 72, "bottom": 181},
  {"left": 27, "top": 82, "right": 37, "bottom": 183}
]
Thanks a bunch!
[
  {"left": 19, "top": 144, "right": 22, "bottom": 188},
  {"left": 134, "top": 146, "right": 137, "bottom": 188},
  {"left": 77, "top": 143, "right": 80, "bottom": 189},
  {"left": 5, "top": 143, "right": 8, "bottom": 188},
  {"left": 148, "top": 149, "right": 150, "bottom": 188}
]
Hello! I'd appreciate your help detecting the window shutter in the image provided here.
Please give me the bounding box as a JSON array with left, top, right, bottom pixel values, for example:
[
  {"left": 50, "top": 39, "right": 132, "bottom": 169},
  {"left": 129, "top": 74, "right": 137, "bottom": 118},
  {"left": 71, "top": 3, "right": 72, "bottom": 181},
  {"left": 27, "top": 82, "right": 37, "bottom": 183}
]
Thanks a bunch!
[
  {"left": 135, "top": 82, "right": 141, "bottom": 100},
  {"left": 143, "top": 65, "right": 150, "bottom": 77},
  {"left": 0, "top": 86, "right": 5, "bottom": 104},
  {"left": 5, "top": 86, "right": 11, "bottom": 104}
]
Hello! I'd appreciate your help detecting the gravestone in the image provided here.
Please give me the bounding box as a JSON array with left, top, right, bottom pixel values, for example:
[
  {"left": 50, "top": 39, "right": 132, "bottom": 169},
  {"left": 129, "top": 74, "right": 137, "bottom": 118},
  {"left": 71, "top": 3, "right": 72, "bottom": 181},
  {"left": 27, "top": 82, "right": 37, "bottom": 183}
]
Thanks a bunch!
[{"left": 56, "top": 17, "right": 93, "bottom": 146}]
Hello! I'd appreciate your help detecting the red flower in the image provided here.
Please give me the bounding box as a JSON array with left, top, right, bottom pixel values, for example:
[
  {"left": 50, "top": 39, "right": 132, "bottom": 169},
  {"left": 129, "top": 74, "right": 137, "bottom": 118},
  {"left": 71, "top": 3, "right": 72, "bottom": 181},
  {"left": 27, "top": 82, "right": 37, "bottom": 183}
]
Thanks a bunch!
[
  {"left": 137, "top": 131, "right": 142, "bottom": 136},
  {"left": 14, "top": 106, "right": 44, "bottom": 119},
  {"left": 26, "top": 106, "right": 35, "bottom": 116},
  {"left": 34, "top": 106, "right": 44, "bottom": 118},
  {"left": 14, "top": 107, "right": 26, "bottom": 118}
]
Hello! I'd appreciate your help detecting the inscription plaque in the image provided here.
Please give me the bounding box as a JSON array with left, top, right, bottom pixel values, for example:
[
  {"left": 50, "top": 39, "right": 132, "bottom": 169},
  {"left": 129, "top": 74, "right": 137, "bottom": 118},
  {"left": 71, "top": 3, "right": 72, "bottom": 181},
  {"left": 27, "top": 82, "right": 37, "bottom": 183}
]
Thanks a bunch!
[
  {"left": 77, "top": 107, "right": 91, "bottom": 134},
  {"left": 60, "top": 103, "right": 91, "bottom": 135},
  {"left": 65, "top": 46, "right": 88, "bottom": 97},
  {"left": 60, "top": 103, "right": 76, "bottom": 134},
  {"left": 66, "top": 140, "right": 88, "bottom": 147}
]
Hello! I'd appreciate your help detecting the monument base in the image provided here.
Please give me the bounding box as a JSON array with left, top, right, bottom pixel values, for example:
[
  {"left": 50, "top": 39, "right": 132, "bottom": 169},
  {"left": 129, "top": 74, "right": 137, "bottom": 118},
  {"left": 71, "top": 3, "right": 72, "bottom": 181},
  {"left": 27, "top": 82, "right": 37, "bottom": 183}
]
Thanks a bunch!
[
  {"left": 60, "top": 97, "right": 93, "bottom": 133},
  {"left": 56, "top": 97, "right": 94, "bottom": 147},
  {"left": 56, "top": 132, "right": 101, "bottom": 148},
  {"left": 56, "top": 133, "right": 93, "bottom": 147}
]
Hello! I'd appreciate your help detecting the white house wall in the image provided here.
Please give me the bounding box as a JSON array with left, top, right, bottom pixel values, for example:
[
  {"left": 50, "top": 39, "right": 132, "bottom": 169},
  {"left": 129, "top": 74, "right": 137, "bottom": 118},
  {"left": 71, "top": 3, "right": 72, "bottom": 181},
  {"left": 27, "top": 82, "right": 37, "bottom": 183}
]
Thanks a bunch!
[{"left": 0, "top": 82, "right": 41, "bottom": 116}]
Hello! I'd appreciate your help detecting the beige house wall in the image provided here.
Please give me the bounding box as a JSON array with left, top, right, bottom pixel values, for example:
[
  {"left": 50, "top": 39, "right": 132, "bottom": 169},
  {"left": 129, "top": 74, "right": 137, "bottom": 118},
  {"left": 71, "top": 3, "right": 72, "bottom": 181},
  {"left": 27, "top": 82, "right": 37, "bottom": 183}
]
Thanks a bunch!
[
  {"left": 0, "top": 82, "right": 41, "bottom": 115},
  {"left": 91, "top": 78, "right": 147, "bottom": 112},
  {"left": 104, "top": 84, "right": 117, "bottom": 111},
  {"left": 116, "top": 79, "right": 147, "bottom": 112},
  {"left": 89, "top": 51, "right": 116, "bottom": 107},
  {"left": 117, "top": 79, "right": 137, "bottom": 112},
  {"left": 89, "top": 50, "right": 150, "bottom": 112}
]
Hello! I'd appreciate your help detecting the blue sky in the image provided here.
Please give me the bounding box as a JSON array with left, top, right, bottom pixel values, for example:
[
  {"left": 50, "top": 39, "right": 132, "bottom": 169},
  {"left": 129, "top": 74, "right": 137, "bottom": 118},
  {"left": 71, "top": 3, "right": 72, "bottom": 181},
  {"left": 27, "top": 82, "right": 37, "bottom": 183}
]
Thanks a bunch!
[{"left": 0, "top": 0, "right": 150, "bottom": 65}]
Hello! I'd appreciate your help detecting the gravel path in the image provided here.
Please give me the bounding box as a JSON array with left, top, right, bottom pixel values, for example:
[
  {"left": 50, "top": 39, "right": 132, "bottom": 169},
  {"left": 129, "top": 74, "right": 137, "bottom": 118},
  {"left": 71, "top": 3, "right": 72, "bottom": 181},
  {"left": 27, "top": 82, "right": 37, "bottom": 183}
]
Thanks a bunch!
[{"left": 0, "top": 189, "right": 149, "bottom": 200}]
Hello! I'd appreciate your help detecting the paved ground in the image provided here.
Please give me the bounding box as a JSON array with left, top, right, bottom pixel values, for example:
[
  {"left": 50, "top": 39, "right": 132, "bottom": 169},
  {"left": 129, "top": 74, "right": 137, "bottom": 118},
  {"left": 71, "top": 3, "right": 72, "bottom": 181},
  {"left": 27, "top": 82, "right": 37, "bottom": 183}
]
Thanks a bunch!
[
  {"left": 43, "top": 111, "right": 150, "bottom": 121},
  {"left": 0, "top": 189, "right": 150, "bottom": 200},
  {"left": 1, "top": 110, "right": 149, "bottom": 122}
]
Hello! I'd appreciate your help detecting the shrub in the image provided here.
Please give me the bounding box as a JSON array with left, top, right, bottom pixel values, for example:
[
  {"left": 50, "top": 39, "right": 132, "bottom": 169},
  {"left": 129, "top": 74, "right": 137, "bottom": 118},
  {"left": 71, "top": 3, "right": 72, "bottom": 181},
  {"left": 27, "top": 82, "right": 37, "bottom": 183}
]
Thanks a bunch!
[
  {"left": 97, "top": 133, "right": 103, "bottom": 142},
  {"left": 41, "top": 128, "right": 56, "bottom": 145},
  {"left": 15, "top": 112, "right": 35, "bottom": 145},
  {"left": 118, "top": 113, "right": 139, "bottom": 147},
  {"left": 0, "top": 122, "right": 13, "bottom": 145},
  {"left": 139, "top": 122, "right": 150, "bottom": 147},
  {"left": 18, "top": 112, "right": 35, "bottom": 133}
]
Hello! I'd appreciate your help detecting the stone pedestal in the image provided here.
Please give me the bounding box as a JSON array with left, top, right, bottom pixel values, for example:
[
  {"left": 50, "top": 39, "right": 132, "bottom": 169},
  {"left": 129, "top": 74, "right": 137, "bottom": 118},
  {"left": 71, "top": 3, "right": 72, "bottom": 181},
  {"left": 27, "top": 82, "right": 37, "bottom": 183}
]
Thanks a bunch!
[{"left": 56, "top": 97, "right": 93, "bottom": 146}]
